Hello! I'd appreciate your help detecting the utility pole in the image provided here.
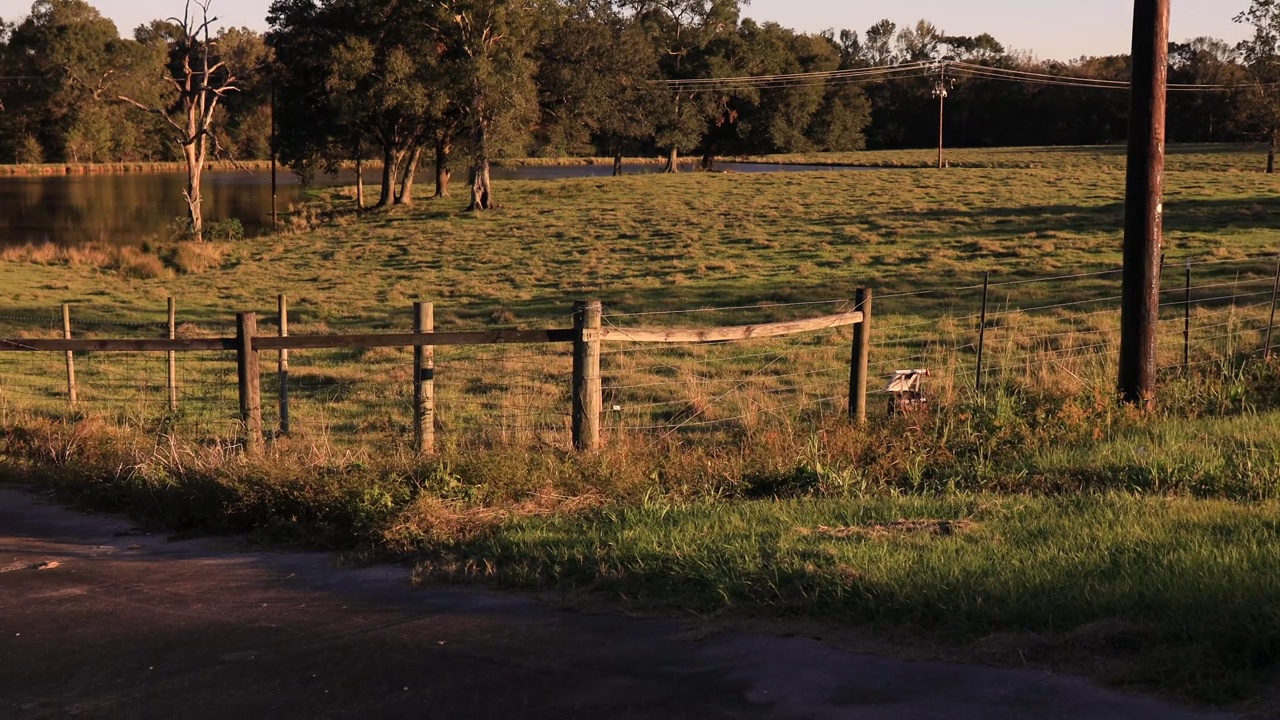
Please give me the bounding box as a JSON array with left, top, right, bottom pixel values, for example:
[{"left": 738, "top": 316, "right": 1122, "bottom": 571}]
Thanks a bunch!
[
  {"left": 270, "top": 79, "right": 278, "bottom": 231},
  {"left": 933, "top": 62, "right": 952, "bottom": 169},
  {"left": 1119, "top": 0, "right": 1170, "bottom": 404}
]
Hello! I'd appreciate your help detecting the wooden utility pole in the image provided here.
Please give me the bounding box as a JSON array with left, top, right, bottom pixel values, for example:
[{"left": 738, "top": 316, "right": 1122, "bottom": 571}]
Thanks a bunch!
[
  {"left": 1119, "top": 0, "right": 1170, "bottom": 404},
  {"left": 270, "top": 81, "right": 278, "bottom": 231},
  {"left": 933, "top": 64, "right": 950, "bottom": 170}
]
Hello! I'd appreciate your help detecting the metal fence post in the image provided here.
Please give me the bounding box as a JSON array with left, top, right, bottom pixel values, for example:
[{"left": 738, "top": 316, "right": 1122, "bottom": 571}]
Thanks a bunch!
[
  {"left": 236, "top": 312, "right": 263, "bottom": 451},
  {"left": 848, "top": 288, "right": 872, "bottom": 424},
  {"left": 975, "top": 271, "right": 990, "bottom": 392},
  {"left": 1266, "top": 255, "right": 1279, "bottom": 360},
  {"left": 1183, "top": 263, "right": 1191, "bottom": 370}
]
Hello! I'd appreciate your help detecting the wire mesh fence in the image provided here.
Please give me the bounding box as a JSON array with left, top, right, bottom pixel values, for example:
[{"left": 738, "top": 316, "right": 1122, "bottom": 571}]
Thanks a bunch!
[{"left": 2, "top": 252, "right": 1276, "bottom": 450}]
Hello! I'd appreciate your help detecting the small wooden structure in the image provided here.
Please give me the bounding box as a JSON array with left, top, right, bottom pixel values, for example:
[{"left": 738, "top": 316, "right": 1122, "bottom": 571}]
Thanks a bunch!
[{"left": 885, "top": 369, "right": 929, "bottom": 415}]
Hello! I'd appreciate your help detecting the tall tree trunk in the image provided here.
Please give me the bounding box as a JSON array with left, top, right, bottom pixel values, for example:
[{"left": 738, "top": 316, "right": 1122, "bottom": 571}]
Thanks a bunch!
[
  {"left": 468, "top": 120, "right": 493, "bottom": 211},
  {"left": 467, "top": 160, "right": 493, "bottom": 211},
  {"left": 184, "top": 142, "right": 204, "bottom": 241},
  {"left": 354, "top": 157, "right": 364, "bottom": 209},
  {"left": 376, "top": 145, "right": 399, "bottom": 208},
  {"left": 613, "top": 150, "right": 622, "bottom": 177},
  {"left": 1268, "top": 130, "right": 1276, "bottom": 175},
  {"left": 700, "top": 152, "right": 715, "bottom": 172},
  {"left": 664, "top": 146, "right": 679, "bottom": 173},
  {"left": 396, "top": 144, "right": 423, "bottom": 206},
  {"left": 434, "top": 137, "right": 451, "bottom": 198}
]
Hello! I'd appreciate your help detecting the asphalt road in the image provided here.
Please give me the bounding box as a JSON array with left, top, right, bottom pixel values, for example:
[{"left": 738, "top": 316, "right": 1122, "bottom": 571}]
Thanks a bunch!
[{"left": 0, "top": 486, "right": 1240, "bottom": 719}]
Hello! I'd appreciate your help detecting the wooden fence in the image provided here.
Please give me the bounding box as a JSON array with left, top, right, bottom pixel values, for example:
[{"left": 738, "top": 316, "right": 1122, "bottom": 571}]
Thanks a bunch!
[{"left": 0, "top": 292, "right": 872, "bottom": 452}]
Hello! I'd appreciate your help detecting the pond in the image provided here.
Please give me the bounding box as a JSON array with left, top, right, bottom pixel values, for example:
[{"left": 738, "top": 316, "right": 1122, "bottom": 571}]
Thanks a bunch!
[{"left": 0, "top": 161, "right": 866, "bottom": 247}]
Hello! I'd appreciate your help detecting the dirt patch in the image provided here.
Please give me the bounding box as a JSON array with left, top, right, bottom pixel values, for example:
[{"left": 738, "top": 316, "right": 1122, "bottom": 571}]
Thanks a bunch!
[{"left": 0, "top": 559, "right": 63, "bottom": 572}]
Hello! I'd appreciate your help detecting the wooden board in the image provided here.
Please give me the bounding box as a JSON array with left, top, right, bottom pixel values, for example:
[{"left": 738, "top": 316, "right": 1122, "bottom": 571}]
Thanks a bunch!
[
  {"left": 0, "top": 338, "right": 235, "bottom": 352},
  {"left": 254, "top": 329, "right": 576, "bottom": 351},
  {"left": 598, "top": 310, "right": 864, "bottom": 344}
]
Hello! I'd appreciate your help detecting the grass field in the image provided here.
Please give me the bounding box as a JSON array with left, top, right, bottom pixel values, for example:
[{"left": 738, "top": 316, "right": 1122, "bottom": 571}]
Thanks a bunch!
[{"left": 3, "top": 144, "right": 1280, "bottom": 709}]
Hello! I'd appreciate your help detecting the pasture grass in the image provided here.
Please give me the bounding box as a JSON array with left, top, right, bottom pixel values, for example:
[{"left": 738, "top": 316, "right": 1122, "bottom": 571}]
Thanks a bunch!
[
  {"left": 1, "top": 144, "right": 1276, "bottom": 329},
  {"left": 3, "top": 144, "right": 1280, "bottom": 708}
]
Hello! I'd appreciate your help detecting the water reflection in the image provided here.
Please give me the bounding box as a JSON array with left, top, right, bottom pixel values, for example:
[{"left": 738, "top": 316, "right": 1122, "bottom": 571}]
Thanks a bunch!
[{"left": 0, "top": 162, "right": 865, "bottom": 246}]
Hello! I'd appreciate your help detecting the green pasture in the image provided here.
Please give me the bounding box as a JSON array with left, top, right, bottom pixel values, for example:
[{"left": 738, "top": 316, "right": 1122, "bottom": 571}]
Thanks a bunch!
[{"left": 2, "top": 144, "right": 1280, "bottom": 708}]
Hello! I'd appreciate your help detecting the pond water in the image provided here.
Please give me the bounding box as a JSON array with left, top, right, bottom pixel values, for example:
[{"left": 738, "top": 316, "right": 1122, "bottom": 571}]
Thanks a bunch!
[{"left": 0, "top": 161, "right": 865, "bottom": 247}]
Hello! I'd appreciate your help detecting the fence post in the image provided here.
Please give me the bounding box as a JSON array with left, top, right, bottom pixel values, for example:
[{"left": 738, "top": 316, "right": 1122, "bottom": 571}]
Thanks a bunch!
[
  {"left": 1266, "top": 255, "right": 1280, "bottom": 361},
  {"left": 278, "top": 294, "right": 290, "bottom": 435},
  {"left": 848, "top": 288, "right": 872, "bottom": 424},
  {"left": 572, "top": 300, "right": 602, "bottom": 451},
  {"left": 167, "top": 297, "right": 178, "bottom": 412},
  {"left": 236, "top": 312, "right": 263, "bottom": 451},
  {"left": 413, "top": 301, "right": 435, "bottom": 454},
  {"left": 975, "top": 271, "right": 990, "bottom": 392},
  {"left": 1183, "top": 263, "right": 1191, "bottom": 370},
  {"left": 62, "top": 304, "right": 77, "bottom": 408}
]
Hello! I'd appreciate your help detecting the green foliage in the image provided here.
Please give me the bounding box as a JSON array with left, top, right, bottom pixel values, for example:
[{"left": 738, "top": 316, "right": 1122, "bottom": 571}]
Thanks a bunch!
[
  {"left": 531, "top": 0, "right": 661, "bottom": 157},
  {"left": 3, "top": 0, "right": 155, "bottom": 163},
  {"left": 204, "top": 217, "right": 245, "bottom": 242},
  {"left": 1234, "top": 0, "right": 1280, "bottom": 170}
]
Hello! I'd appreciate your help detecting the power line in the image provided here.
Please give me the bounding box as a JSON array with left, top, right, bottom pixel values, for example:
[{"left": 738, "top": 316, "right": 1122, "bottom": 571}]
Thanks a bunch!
[
  {"left": 659, "top": 61, "right": 931, "bottom": 87},
  {"left": 649, "top": 59, "right": 1280, "bottom": 94}
]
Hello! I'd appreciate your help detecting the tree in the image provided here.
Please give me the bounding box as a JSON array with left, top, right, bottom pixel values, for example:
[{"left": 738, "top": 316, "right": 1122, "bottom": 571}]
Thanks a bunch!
[
  {"left": 116, "top": 0, "right": 250, "bottom": 240},
  {"left": 1169, "top": 37, "right": 1244, "bottom": 142},
  {"left": 5, "top": 0, "right": 156, "bottom": 162},
  {"left": 702, "top": 22, "right": 868, "bottom": 162},
  {"left": 1235, "top": 0, "right": 1280, "bottom": 172},
  {"left": 325, "top": 31, "right": 443, "bottom": 207},
  {"left": 269, "top": 0, "right": 452, "bottom": 207},
  {"left": 862, "top": 19, "right": 897, "bottom": 66},
  {"left": 0, "top": 18, "right": 19, "bottom": 160},
  {"left": 432, "top": 0, "right": 538, "bottom": 211},
  {"left": 532, "top": 0, "right": 659, "bottom": 174},
  {"left": 212, "top": 27, "right": 272, "bottom": 160},
  {"left": 624, "top": 0, "right": 741, "bottom": 172},
  {"left": 895, "top": 19, "right": 944, "bottom": 63}
]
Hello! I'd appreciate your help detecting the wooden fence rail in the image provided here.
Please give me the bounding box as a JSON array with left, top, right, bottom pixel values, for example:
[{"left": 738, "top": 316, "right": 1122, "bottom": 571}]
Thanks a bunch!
[{"left": 0, "top": 294, "right": 872, "bottom": 452}]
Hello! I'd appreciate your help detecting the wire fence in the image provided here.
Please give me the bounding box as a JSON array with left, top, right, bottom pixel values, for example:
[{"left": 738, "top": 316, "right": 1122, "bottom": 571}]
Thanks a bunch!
[{"left": 1, "top": 253, "right": 1276, "bottom": 450}]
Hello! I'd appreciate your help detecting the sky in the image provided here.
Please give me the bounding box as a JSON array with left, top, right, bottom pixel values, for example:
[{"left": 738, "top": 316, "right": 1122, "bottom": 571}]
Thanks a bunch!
[{"left": 0, "top": 0, "right": 1255, "bottom": 62}]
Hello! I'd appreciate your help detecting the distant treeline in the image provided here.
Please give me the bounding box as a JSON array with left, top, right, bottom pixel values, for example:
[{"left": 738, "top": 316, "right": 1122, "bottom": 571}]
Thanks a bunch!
[{"left": 1, "top": 0, "right": 1277, "bottom": 187}]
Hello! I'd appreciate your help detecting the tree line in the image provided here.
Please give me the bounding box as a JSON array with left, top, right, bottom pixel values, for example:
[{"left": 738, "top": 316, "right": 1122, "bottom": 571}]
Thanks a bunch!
[{"left": 2, "top": 0, "right": 1278, "bottom": 211}]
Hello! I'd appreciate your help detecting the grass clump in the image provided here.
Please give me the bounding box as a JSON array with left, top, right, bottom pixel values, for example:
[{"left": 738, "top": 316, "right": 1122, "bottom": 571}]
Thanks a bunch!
[
  {"left": 0, "top": 242, "right": 166, "bottom": 280},
  {"left": 165, "top": 241, "right": 228, "bottom": 274}
]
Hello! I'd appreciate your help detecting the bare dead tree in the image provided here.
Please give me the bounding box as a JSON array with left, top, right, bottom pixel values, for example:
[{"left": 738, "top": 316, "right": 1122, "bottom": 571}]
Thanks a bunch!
[{"left": 117, "top": 0, "right": 239, "bottom": 242}]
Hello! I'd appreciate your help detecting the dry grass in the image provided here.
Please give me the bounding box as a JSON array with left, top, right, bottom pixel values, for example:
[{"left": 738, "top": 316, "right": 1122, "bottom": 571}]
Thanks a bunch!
[
  {"left": 0, "top": 239, "right": 233, "bottom": 278},
  {"left": 0, "top": 242, "right": 167, "bottom": 279},
  {"left": 168, "top": 241, "right": 227, "bottom": 274}
]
